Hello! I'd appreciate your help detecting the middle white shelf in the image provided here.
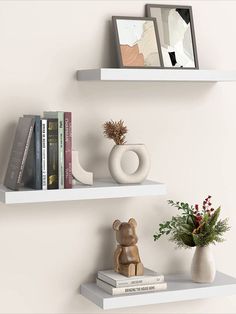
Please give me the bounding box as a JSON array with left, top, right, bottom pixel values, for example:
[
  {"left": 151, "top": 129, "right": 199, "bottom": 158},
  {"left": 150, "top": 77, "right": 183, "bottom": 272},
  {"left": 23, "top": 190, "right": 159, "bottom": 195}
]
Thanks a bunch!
[{"left": 0, "top": 179, "right": 166, "bottom": 204}]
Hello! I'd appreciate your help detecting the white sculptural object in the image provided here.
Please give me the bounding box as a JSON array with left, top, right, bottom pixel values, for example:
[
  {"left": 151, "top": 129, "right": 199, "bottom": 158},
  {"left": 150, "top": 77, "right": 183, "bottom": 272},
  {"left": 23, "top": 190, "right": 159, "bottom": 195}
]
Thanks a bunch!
[
  {"left": 72, "top": 150, "right": 93, "bottom": 185},
  {"left": 109, "top": 144, "right": 150, "bottom": 184}
]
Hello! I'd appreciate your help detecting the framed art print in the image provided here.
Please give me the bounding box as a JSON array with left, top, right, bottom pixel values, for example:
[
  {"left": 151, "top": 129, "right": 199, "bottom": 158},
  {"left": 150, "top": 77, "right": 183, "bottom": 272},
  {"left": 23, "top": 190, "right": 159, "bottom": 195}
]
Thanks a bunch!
[
  {"left": 112, "top": 16, "right": 163, "bottom": 68},
  {"left": 146, "top": 5, "right": 199, "bottom": 69}
]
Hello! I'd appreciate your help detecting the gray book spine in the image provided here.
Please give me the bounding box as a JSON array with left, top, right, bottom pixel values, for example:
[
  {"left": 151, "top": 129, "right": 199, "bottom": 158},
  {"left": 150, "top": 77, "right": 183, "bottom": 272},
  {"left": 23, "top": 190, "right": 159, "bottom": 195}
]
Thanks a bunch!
[
  {"left": 22, "top": 115, "right": 42, "bottom": 190},
  {"left": 35, "top": 116, "right": 42, "bottom": 189},
  {"left": 4, "top": 117, "right": 35, "bottom": 190}
]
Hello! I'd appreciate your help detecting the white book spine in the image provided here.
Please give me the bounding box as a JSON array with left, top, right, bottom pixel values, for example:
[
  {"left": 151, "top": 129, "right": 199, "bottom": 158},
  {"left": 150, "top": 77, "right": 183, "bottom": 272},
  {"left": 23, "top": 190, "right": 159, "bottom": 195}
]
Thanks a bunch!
[
  {"left": 96, "top": 279, "right": 167, "bottom": 296},
  {"left": 98, "top": 273, "right": 164, "bottom": 288},
  {"left": 41, "top": 119, "right": 47, "bottom": 190}
]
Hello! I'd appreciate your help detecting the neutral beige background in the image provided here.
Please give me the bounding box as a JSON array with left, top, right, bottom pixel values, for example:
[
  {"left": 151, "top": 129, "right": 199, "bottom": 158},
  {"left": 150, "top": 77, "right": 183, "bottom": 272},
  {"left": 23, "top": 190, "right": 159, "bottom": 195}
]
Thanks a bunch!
[{"left": 0, "top": 0, "right": 235, "bottom": 313}]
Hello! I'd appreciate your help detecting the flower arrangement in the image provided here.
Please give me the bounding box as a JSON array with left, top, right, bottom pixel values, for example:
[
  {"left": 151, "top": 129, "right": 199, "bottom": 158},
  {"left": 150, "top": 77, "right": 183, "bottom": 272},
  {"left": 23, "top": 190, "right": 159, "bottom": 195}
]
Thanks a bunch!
[
  {"left": 154, "top": 196, "right": 230, "bottom": 248},
  {"left": 103, "top": 120, "right": 128, "bottom": 145}
]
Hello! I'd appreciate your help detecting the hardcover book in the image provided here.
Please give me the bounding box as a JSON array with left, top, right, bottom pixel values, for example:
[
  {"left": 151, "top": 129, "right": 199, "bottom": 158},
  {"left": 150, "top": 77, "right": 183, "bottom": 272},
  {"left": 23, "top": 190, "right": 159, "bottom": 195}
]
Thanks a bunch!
[
  {"left": 44, "top": 111, "right": 64, "bottom": 189},
  {"left": 47, "top": 118, "right": 58, "bottom": 189},
  {"left": 64, "top": 112, "right": 72, "bottom": 189},
  {"left": 97, "top": 268, "right": 164, "bottom": 287},
  {"left": 22, "top": 115, "right": 42, "bottom": 189},
  {"left": 41, "top": 119, "right": 47, "bottom": 190},
  {"left": 4, "top": 116, "right": 35, "bottom": 190},
  {"left": 96, "top": 278, "right": 167, "bottom": 295}
]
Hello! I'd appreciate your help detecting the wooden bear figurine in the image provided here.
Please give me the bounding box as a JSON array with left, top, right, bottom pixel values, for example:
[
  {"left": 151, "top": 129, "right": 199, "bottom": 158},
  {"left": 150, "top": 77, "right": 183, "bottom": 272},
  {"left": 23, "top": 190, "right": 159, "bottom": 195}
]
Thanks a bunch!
[{"left": 113, "top": 218, "right": 144, "bottom": 277}]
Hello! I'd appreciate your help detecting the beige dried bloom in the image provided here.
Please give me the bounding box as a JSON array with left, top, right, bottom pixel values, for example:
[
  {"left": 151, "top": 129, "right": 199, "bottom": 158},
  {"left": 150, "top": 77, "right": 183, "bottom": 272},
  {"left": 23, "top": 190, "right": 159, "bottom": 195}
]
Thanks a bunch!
[{"left": 103, "top": 120, "right": 128, "bottom": 145}]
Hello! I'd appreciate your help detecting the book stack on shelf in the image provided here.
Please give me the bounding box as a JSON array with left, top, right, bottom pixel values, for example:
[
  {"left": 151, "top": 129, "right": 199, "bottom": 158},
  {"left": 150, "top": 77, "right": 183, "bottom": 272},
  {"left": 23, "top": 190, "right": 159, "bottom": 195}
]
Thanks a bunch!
[
  {"left": 4, "top": 111, "right": 72, "bottom": 191},
  {"left": 96, "top": 268, "right": 167, "bottom": 296}
]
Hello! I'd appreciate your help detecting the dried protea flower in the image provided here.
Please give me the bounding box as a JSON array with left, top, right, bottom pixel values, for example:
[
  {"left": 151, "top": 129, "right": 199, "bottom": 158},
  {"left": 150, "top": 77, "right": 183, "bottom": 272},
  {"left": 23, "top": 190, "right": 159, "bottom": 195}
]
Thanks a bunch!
[{"left": 103, "top": 120, "right": 128, "bottom": 145}]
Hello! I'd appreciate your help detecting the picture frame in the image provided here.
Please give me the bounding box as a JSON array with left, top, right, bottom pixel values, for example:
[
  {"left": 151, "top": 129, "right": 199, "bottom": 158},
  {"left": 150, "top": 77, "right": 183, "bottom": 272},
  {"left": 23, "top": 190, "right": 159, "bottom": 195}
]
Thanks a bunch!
[
  {"left": 146, "top": 4, "right": 199, "bottom": 69},
  {"left": 112, "top": 16, "right": 163, "bottom": 68}
]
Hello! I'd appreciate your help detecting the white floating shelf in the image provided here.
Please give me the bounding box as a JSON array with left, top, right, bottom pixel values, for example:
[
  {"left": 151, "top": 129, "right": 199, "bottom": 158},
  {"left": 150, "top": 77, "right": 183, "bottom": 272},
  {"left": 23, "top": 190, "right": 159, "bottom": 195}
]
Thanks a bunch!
[
  {"left": 77, "top": 68, "right": 236, "bottom": 82},
  {"left": 81, "top": 271, "right": 236, "bottom": 310},
  {"left": 0, "top": 179, "right": 166, "bottom": 204}
]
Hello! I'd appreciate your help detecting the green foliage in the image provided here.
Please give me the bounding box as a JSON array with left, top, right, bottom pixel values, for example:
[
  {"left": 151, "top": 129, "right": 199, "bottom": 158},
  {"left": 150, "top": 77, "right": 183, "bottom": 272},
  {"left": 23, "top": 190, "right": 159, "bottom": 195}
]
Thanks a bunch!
[{"left": 154, "top": 199, "right": 230, "bottom": 249}]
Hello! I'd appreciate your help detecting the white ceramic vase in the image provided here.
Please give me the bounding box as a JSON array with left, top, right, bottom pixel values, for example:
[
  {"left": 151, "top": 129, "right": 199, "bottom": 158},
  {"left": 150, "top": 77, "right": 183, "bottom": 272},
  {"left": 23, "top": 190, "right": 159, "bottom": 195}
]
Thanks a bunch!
[
  {"left": 109, "top": 144, "right": 150, "bottom": 184},
  {"left": 191, "top": 246, "right": 216, "bottom": 283}
]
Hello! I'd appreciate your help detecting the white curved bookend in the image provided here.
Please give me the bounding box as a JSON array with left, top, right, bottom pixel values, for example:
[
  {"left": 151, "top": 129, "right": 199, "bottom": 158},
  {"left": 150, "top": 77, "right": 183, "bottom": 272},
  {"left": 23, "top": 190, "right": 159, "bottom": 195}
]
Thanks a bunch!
[{"left": 72, "top": 150, "right": 93, "bottom": 185}]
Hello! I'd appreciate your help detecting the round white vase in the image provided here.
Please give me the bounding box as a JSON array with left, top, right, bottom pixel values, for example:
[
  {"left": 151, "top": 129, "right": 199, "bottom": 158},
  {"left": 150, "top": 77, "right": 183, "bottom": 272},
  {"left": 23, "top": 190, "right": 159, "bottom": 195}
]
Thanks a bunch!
[
  {"left": 108, "top": 144, "right": 150, "bottom": 184},
  {"left": 191, "top": 246, "right": 216, "bottom": 283}
]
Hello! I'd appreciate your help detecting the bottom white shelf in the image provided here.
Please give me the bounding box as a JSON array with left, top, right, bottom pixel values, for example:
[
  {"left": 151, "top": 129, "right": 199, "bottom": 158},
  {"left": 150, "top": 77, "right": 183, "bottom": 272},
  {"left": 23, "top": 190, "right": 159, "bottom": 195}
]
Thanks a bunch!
[{"left": 80, "top": 272, "right": 236, "bottom": 310}]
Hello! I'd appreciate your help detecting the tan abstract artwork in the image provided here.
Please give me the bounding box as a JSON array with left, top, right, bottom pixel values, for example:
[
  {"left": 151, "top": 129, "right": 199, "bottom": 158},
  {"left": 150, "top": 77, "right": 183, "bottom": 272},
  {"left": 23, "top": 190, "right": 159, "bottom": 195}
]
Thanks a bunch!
[{"left": 115, "top": 19, "right": 161, "bottom": 67}]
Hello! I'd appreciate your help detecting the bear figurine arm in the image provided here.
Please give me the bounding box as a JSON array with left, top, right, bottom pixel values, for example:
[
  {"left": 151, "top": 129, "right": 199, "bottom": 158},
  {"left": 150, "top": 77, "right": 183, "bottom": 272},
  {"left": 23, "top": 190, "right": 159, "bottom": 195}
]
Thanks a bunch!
[{"left": 114, "top": 245, "right": 122, "bottom": 272}]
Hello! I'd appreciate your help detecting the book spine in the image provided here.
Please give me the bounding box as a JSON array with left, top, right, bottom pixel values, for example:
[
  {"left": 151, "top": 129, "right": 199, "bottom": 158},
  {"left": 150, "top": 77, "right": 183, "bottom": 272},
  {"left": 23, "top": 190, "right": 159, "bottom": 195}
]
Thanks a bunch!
[
  {"left": 64, "top": 112, "right": 72, "bottom": 189},
  {"left": 96, "top": 279, "right": 167, "bottom": 296},
  {"left": 58, "top": 112, "right": 64, "bottom": 189},
  {"left": 17, "top": 124, "right": 34, "bottom": 187},
  {"left": 35, "top": 116, "right": 42, "bottom": 189},
  {"left": 47, "top": 119, "right": 58, "bottom": 189},
  {"left": 98, "top": 273, "right": 164, "bottom": 288},
  {"left": 41, "top": 119, "right": 47, "bottom": 190},
  {"left": 116, "top": 275, "right": 165, "bottom": 287}
]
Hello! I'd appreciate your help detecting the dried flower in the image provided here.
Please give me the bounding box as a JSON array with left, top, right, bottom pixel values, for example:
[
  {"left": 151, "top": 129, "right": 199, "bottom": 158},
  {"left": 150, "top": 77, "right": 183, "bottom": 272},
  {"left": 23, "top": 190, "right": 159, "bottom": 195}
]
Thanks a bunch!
[{"left": 103, "top": 120, "right": 128, "bottom": 145}]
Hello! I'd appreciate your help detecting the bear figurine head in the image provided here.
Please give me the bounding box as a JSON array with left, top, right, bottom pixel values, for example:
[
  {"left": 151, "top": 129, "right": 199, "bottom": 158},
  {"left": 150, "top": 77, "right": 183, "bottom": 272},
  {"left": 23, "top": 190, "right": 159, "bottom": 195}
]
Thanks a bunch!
[{"left": 113, "top": 218, "right": 138, "bottom": 247}]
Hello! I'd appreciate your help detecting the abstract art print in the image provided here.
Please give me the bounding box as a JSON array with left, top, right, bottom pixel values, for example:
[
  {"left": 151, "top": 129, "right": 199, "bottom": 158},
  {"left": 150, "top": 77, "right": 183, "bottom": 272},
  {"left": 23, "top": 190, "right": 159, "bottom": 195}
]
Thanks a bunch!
[
  {"left": 112, "top": 16, "right": 163, "bottom": 68},
  {"left": 146, "top": 5, "right": 198, "bottom": 69}
]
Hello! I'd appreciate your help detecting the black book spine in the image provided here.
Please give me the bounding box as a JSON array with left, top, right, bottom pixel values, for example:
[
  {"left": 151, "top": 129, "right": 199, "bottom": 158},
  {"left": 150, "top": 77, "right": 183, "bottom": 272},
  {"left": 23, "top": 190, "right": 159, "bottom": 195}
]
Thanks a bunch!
[{"left": 47, "top": 119, "right": 58, "bottom": 189}]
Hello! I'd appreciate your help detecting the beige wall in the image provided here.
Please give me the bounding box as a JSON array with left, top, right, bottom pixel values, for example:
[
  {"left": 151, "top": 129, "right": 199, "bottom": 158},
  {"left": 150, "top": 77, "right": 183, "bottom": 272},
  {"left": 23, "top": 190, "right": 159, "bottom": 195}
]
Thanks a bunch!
[{"left": 0, "top": 0, "right": 236, "bottom": 313}]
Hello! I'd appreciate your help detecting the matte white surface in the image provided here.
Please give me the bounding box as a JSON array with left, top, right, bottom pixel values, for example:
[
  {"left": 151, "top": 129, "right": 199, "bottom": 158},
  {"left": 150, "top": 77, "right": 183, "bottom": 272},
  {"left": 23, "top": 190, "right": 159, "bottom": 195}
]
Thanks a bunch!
[
  {"left": 77, "top": 69, "right": 236, "bottom": 82},
  {"left": 81, "top": 272, "right": 236, "bottom": 309},
  {"left": 0, "top": 180, "right": 166, "bottom": 204},
  {"left": 72, "top": 150, "right": 93, "bottom": 185}
]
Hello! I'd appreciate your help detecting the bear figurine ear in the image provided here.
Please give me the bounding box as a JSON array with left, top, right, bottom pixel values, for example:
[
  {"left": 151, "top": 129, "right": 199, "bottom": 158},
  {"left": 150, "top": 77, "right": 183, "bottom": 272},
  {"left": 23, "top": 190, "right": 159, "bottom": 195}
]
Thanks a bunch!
[
  {"left": 128, "top": 218, "right": 137, "bottom": 228},
  {"left": 113, "top": 219, "right": 121, "bottom": 231}
]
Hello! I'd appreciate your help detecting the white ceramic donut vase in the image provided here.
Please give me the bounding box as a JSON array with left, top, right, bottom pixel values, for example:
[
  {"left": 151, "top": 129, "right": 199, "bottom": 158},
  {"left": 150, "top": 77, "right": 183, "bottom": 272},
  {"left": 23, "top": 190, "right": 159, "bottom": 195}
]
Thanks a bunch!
[{"left": 108, "top": 144, "right": 150, "bottom": 184}]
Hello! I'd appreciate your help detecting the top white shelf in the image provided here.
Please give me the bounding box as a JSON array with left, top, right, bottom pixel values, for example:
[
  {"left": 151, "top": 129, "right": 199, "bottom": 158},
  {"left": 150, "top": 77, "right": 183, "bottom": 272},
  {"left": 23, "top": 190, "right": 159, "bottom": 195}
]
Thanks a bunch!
[{"left": 77, "top": 68, "right": 236, "bottom": 82}]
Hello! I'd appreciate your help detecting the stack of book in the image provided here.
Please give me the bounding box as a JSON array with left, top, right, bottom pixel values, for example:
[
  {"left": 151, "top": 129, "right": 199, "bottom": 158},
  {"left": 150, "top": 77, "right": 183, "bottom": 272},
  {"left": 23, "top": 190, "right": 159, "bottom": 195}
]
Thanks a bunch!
[
  {"left": 96, "top": 268, "right": 167, "bottom": 296},
  {"left": 4, "top": 111, "right": 72, "bottom": 191}
]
